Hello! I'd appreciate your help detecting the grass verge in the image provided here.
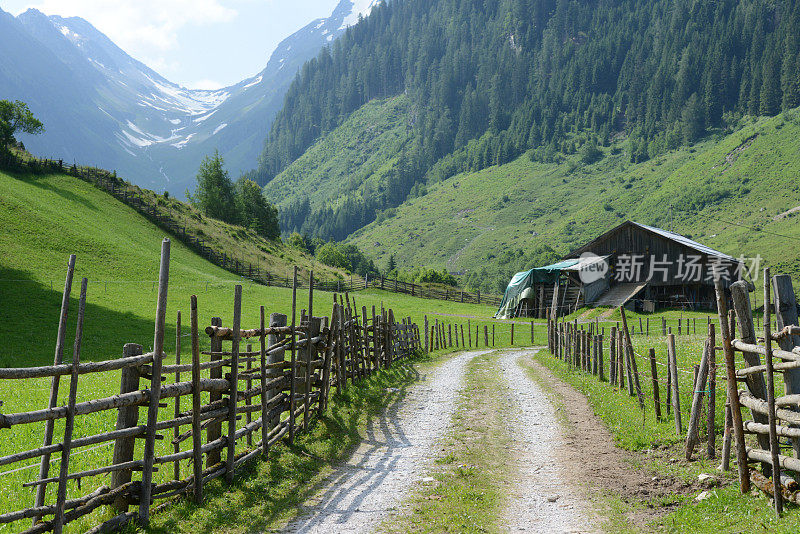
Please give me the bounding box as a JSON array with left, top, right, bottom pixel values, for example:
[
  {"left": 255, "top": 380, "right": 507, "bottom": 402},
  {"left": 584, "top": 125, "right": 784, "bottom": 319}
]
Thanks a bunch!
[{"left": 531, "top": 349, "right": 800, "bottom": 532}]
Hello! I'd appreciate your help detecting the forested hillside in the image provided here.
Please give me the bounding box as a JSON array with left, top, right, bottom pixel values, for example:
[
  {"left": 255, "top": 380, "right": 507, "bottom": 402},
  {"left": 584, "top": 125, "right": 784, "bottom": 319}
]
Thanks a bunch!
[
  {"left": 349, "top": 109, "right": 800, "bottom": 293},
  {"left": 254, "top": 0, "right": 800, "bottom": 241}
]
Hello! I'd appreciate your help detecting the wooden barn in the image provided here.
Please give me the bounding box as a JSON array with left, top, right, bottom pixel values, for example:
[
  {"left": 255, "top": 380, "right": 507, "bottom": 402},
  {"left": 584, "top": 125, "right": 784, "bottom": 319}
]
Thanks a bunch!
[{"left": 495, "top": 221, "right": 741, "bottom": 319}]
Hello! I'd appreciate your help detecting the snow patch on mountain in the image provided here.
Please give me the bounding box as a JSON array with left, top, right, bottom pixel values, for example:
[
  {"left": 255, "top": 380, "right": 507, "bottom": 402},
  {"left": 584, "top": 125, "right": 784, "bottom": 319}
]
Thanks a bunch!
[{"left": 340, "top": 0, "right": 381, "bottom": 30}]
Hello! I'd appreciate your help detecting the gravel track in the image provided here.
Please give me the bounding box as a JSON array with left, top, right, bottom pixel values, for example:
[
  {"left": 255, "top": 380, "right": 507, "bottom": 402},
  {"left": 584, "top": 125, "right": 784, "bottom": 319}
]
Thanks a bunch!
[
  {"left": 499, "top": 349, "right": 600, "bottom": 533},
  {"left": 281, "top": 351, "right": 490, "bottom": 533}
]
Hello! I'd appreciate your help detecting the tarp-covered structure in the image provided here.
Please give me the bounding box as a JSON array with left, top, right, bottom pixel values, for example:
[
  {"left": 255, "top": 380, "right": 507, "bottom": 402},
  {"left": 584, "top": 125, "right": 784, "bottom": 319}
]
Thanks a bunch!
[
  {"left": 494, "top": 257, "right": 609, "bottom": 319},
  {"left": 494, "top": 220, "right": 740, "bottom": 319}
]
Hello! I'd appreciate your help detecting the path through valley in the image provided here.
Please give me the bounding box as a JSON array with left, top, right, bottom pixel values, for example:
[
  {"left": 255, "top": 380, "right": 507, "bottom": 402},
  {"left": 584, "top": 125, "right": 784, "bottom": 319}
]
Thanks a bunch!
[{"left": 281, "top": 349, "right": 600, "bottom": 533}]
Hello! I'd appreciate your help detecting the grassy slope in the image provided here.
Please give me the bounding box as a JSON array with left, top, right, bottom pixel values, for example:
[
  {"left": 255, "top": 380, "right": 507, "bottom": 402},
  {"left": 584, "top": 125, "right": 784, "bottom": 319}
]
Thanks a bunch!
[
  {"left": 263, "top": 95, "right": 411, "bottom": 209},
  {"left": 347, "top": 106, "right": 800, "bottom": 285}
]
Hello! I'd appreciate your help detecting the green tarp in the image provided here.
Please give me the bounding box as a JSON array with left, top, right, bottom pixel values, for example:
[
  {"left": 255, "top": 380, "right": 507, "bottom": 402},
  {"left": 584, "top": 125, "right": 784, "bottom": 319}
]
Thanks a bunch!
[{"left": 493, "top": 260, "right": 579, "bottom": 319}]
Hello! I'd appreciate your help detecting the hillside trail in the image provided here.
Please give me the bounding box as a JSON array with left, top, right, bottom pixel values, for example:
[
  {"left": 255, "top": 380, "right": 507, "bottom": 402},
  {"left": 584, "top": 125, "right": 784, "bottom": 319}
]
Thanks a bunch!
[{"left": 280, "top": 350, "right": 491, "bottom": 533}]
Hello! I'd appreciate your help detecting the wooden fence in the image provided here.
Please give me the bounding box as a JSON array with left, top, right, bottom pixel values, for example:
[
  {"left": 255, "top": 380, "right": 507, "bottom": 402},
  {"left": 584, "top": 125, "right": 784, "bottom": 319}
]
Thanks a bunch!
[
  {"left": 545, "top": 273, "right": 800, "bottom": 516},
  {"left": 0, "top": 239, "right": 421, "bottom": 533}
]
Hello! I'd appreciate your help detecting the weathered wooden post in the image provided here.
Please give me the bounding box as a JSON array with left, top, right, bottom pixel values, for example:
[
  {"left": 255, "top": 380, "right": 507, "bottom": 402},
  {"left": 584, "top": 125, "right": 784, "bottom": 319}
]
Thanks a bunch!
[
  {"left": 53, "top": 278, "right": 88, "bottom": 534},
  {"left": 511, "top": 323, "right": 514, "bottom": 345},
  {"left": 173, "top": 311, "right": 182, "bottom": 478},
  {"left": 424, "top": 316, "right": 429, "bottom": 353},
  {"left": 763, "top": 268, "right": 783, "bottom": 517},
  {"left": 111, "top": 343, "right": 142, "bottom": 512},
  {"left": 707, "top": 323, "right": 716, "bottom": 459},
  {"left": 139, "top": 238, "right": 170, "bottom": 527},
  {"left": 772, "top": 274, "right": 800, "bottom": 457},
  {"left": 649, "top": 348, "right": 661, "bottom": 418},
  {"left": 609, "top": 326, "right": 617, "bottom": 385},
  {"left": 190, "top": 296, "right": 203, "bottom": 504},
  {"left": 484, "top": 325, "right": 489, "bottom": 347},
  {"left": 207, "top": 315, "right": 223, "bottom": 467},
  {"left": 598, "top": 335, "right": 604, "bottom": 381},
  {"left": 730, "top": 280, "right": 771, "bottom": 452},
  {"left": 461, "top": 324, "right": 465, "bottom": 347},
  {"left": 685, "top": 339, "right": 710, "bottom": 459},
  {"left": 531, "top": 321, "right": 535, "bottom": 345},
  {"left": 33, "top": 254, "right": 76, "bottom": 525},
  {"left": 667, "top": 331, "right": 681, "bottom": 434},
  {"left": 224, "top": 285, "right": 242, "bottom": 484},
  {"left": 289, "top": 267, "right": 298, "bottom": 444}
]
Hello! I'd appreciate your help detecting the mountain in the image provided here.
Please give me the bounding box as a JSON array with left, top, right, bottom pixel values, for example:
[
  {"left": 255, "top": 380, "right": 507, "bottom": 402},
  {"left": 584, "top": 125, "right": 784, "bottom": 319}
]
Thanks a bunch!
[
  {"left": 254, "top": 0, "right": 800, "bottom": 242},
  {"left": 0, "top": 0, "right": 382, "bottom": 194}
]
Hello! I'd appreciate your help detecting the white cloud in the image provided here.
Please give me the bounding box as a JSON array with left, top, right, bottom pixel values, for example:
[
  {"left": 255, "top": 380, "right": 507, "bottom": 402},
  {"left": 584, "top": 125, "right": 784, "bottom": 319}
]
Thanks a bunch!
[{"left": 18, "top": 0, "right": 237, "bottom": 75}]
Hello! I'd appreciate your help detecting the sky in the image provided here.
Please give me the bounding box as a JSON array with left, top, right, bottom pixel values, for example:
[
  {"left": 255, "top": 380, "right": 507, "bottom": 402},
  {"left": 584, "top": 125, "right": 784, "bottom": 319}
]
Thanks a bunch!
[{"left": 1, "top": 0, "right": 341, "bottom": 89}]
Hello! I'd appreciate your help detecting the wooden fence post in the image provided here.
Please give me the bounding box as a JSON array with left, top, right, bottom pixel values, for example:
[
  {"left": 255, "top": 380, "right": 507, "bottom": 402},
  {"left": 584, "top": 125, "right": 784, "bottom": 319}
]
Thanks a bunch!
[
  {"left": 484, "top": 325, "right": 489, "bottom": 347},
  {"left": 772, "top": 274, "right": 800, "bottom": 457},
  {"left": 173, "top": 311, "right": 182, "bottom": 480},
  {"left": 714, "top": 279, "right": 749, "bottom": 492},
  {"left": 225, "top": 285, "right": 242, "bottom": 483},
  {"left": 763, "top": 268, "right": 783, "bottom": 517},
  {"left": 111, "top": 343, "right": 143, "bottom": 512},
  {"left": 598, "top": 335, "right": 604, "bottom": 381},
  {"left": 649, "top": 348, "right": 661, "bottom": 418},
  {"left": 685, "top": 339, "right": 710, "bottom": 459},
  {"left": 190, "top": 295, "right": 203, "bottom": 504},
  {"left": 667, "top": 332, "right": 681, "bottom": 434},
  {"left": 707, "top": 323, "right": 716, "bottom": 459},
  {"left": 730, "top": 281, "right": 771, "bottom": 453},
  {"left": 139, "top": 238, "right": 170, "bottom": 527},
  {"left": 289, "top": 267, "right": 298, "bottom": 444},
  {"left": 468, "top": 320, "right": 472, "bottom": 347},
  {"left": 207, "top": 316, "right": 223, "bottom": 467},
  {"left": 511, "top": 323, "right": 514, "bottom": 345},
  {"left": 609, "top": 327, "right": 616, "bottom": 385},
  {"left": 52, "top": 278, "right": 88, "bottom": 534},
  {"left": 461, "top": 324, "right": 465, "bottom": 347},
  {"left": 424, "top": 316, "right": 429, "bottom": 353}
]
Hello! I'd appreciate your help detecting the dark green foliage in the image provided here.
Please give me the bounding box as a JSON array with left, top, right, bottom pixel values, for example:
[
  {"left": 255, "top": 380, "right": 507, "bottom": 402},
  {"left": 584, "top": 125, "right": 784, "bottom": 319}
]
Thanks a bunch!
[
  {"left": 254, "top": 0, "right": 800, "bottom": 235},
  {"left": 0, "top": 99, "right": 43, "bottom": 147},
  {"left": 313, "top": 240, "right": 379, "bottom": 277},
  {"left": 386, "top": 254, "right": 396, "bottom": 273},
  {"left": 388, "top": 266, "right": 458, "bottom": 287},
  {"left": 235, "top": 178, "right": 280, "bottom": 239},
  {"left": 188, "top": 151, "right": 237, "bottom": 222},
  {"left": 190, "top": 151, "right": 280, "bottom": 239},
  {"left": 316, "top": 242, "right": 351, "bottom": 271}
]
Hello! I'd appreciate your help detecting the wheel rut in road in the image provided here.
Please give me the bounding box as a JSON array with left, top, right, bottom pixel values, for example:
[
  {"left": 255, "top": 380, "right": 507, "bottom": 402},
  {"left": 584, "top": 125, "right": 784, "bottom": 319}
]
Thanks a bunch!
[
  {"left": 281, "top": 350, "right": 490, "bottom": 533},
  {"left": 499, "top": 349, "right": 600, "bottom": 533}
]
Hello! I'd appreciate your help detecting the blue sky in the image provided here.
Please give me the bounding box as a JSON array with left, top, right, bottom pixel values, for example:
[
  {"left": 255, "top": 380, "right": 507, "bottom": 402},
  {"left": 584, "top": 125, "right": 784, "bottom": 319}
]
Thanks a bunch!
[{"left": 1, "top": 0, "right": 340, "bottom": 89}]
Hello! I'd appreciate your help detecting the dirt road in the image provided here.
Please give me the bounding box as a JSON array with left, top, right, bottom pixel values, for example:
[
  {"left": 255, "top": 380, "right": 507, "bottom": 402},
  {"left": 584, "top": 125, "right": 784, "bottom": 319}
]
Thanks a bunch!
[{"left": 281, "top": 349, "right": 604, "bottom": 533}]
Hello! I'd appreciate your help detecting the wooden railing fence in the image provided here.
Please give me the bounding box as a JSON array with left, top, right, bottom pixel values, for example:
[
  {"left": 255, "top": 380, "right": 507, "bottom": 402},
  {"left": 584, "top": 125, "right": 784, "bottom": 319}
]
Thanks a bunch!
[
  {"left": 0, "top": 239, "right": 421, "bottom": 533},
  {"left": 545, "top": 273, "right": 800, "bottom": 516}
]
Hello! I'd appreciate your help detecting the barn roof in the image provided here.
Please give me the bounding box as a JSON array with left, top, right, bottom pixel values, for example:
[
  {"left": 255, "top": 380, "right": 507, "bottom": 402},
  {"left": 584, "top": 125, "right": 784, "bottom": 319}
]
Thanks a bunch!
[{"left": 567, "top": 221, "right": 735, "bottom": 261}]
